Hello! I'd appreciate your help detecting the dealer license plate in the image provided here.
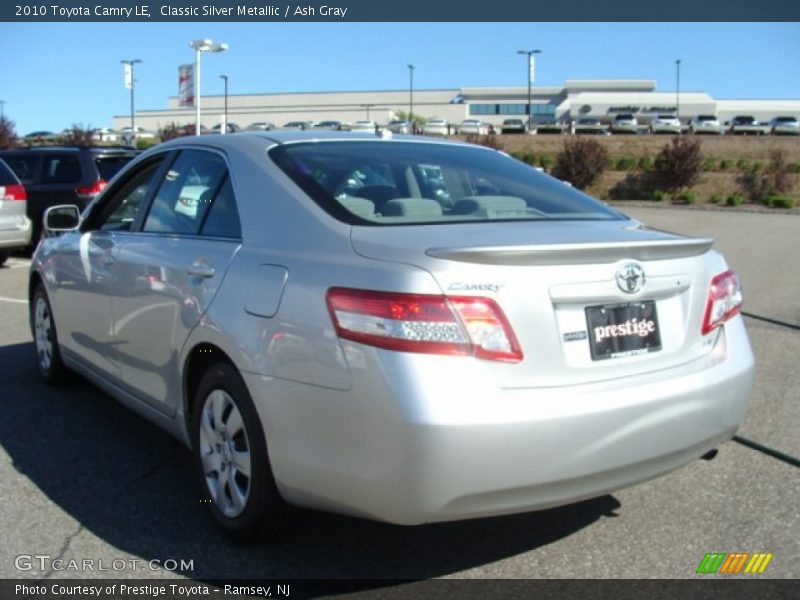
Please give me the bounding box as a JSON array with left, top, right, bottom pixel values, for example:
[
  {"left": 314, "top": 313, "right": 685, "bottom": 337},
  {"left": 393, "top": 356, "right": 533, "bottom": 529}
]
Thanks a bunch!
[{"left": 585, "top": 301, "right": 662, "bottom": 361}]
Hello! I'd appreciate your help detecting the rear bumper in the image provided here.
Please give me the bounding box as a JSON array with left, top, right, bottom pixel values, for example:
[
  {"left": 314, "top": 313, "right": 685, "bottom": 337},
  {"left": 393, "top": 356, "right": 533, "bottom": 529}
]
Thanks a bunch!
[
  {"left": 0, "top": 215, "right": 32, "bottom": 249},
  {"left": 243, "top": 316, "right": 753, "bottom": 525}
]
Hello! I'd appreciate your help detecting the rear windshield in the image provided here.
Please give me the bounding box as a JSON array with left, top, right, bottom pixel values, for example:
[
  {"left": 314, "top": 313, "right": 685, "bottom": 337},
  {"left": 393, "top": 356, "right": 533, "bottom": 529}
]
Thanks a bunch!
[
  {"left": 269, "top": 141, "right": 623, "bottom": 225},
  {"left": 95, "top": 155, "right": 135, "bottom": 180}
]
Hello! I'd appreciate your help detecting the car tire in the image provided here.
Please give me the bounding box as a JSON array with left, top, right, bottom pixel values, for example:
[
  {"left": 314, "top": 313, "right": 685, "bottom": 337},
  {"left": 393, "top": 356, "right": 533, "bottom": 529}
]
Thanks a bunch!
[
  {"left": 31, "top": 283, "right": 69, "bottom": 384},
  {"left": 192, "top": 362, "right": 291, "bottom": 543},
  {"left": 0, "top": 251, "right": 8, "bottom": 267}
]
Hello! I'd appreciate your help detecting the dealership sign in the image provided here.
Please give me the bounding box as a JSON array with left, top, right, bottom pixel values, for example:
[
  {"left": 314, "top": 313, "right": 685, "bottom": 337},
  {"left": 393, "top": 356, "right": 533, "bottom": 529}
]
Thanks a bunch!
[
  {"left": 178, "top": 64, "right": 195, "bottom": 107},
  {"left": 608, "top": 105, "right": 677, "bottom": 114}
]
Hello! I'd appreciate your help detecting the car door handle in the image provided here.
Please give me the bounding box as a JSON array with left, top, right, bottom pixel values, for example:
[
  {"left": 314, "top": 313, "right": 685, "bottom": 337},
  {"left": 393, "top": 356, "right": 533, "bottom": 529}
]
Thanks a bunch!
[{"left": 187, "top": 260, "right": 216, "bottom": 278}]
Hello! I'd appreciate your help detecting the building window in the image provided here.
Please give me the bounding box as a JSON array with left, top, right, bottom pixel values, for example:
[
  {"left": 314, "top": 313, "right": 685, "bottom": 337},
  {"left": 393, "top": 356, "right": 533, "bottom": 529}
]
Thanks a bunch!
[{"left": 469, "top": 103, "right": 557, "bottom": 116}]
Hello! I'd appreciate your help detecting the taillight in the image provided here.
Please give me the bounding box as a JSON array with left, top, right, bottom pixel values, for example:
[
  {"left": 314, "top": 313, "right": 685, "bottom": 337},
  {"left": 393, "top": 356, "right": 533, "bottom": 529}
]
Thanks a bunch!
[
  {"left": 75, "top": 180, "right": 107, "bottom": 200},
  {"left": 702, "top": 270, "right": 743, "bottom": 334},
  {"left": 326, "top": 287, "right": 523, "bottom": 362},
  {"left": 3, "top": 183, "right": 27, "bottom": 201}
]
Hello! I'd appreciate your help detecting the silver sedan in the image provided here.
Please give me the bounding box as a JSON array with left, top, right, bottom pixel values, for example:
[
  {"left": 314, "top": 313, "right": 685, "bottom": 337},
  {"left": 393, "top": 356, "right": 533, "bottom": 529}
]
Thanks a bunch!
[{"left": 30, "top": 131, "right": 754, "bottom": 542}]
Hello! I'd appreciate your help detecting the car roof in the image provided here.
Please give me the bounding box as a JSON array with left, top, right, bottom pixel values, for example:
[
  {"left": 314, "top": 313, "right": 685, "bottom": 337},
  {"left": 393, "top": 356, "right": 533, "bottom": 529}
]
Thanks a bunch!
[
  {"left": 140, "top": 130, "right": 474, "bottom": 156},
  {"left": 0, "top": 145, "right": 137, "bottom": 155}
]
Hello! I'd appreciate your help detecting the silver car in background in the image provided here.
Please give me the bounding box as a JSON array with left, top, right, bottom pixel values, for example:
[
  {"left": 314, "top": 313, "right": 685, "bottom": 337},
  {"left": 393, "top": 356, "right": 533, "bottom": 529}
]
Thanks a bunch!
[
  {"left": 30, "top": 131, "right": 753, "bottom": 542},
  {"left": 0, "top": 157, "right": 32, "bottom": 265},
  {"left": 689, "top": 114, "right": 723, "bottom": 135}
]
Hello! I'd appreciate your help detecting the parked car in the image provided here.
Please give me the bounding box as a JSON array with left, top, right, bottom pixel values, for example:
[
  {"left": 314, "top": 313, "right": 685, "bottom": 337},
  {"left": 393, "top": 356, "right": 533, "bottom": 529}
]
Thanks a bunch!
[
  {"left": 689, "top": 115, "right": 723, "bottom": 135},
  {"left": 501, "top": 119, "right": 527, "bottom": 134},
  {"left": 422, "top": 119, "right": 450, "bottom": 136},
  {"left": 574, "top": 118, "right": 609, "bottom": 135},
  {"left": 611, "top": 113, "right": 639, "bottom": 134},
  {"left": 119, "top": 126, "right": 156, "bottom": 140},
  {"left": 30, "top": 131, "right": 753, "bottom": 542},
  {"left": 387, "top": 120, "right": 412, "bottom": 134},
  {"left": 92, "top": 128, "right": 119, "bottom": 143},
  {"left": 649, "top": 115, "right": 681, "bottom": 134},
  {"left": 314, "top": 121, "right": 345, "bottom": 131},
  {"left": 0, "top": 146, "right": 137, "bottom": 247},
  {"left": 212, "top": 123, "right": 241, "bottom": 134},
  {"left": 350, "top": 120, "right": 377, "bottom": 131},
  {"left": 728, "top": 116, "right": 769, "bottom": 136},
  {"left": 769, "top": 116, "right": 800, "bottom": 135},
  {"left": 0, "top": 157, "right": 31, "bottom": 265},
  {"left": 23, "top": 131, "right": 57, "bottom": 143},
  {"left": 246, "top": 122, "right": 276, "bottom": 131},
  {"left": 458, "top": 119, "right": 489, "bottom": 135},
  {"left": 282, "top": 121, "right": 313, "bottom": 130},
  {"left": 534, "top": 118, "right": 567, "bottom": 134}
]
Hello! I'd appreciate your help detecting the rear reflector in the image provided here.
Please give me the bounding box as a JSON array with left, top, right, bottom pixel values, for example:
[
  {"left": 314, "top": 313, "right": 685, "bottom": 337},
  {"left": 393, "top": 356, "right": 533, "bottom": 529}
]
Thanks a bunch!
[
  {"left": 2, "top": 183, "right": 27, "bottom": 201},
  {"left": 702, "top": 270, "right": 743, "bottom": 334},
  {"left": 326, "top": 287, "right": 522, "bottom": 362},
  {"left": 75, "top": 180, "right": 107, "bottom": 200}
]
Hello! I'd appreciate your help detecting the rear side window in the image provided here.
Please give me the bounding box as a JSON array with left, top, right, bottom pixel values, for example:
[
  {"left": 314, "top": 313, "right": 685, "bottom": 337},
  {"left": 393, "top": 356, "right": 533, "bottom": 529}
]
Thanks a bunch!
[
  {"left": 42, "top": 154, "right": 82, "bottom": 184},
  {"left": 200, "top": 177, "right": 242, "bottom": 239},
  {"left": 2, "top": 154, "right": 38, "bottom": 184},
  {"left": 0, "top": 159, "right": 19, "bottom": 185},
  {"left": 270, "top": 141, "right": 623, "bottom": 225},
  {"left": 95, "top": 155, "right": 135, "bottom": 181}
]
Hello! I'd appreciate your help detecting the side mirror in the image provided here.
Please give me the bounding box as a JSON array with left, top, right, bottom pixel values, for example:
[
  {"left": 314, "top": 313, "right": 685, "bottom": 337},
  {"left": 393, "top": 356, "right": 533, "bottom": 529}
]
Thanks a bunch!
[{"left": 44, "top": 205, "right": 81, "bottom": 233}]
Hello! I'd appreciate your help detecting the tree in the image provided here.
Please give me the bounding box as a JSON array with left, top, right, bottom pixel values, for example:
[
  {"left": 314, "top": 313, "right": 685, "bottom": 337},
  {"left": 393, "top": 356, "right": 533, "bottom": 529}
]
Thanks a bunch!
[
  {"left": 552, "top": 138, "right": 609, "bottom": 190},
  {"left": 654, "top": 137, "right": 704, "bottom": 194},
  {"left": 393, "top": 110, "right": 426, "bottom": 129},
  {"left": 0, "top": 116, "right": 18, "bottom": 149}
]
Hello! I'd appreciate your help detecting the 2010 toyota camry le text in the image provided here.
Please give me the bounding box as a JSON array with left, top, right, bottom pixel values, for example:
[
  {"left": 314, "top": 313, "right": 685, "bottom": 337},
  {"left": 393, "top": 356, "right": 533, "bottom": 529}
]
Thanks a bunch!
[{"left": 29, "top": 131, "right": 754, "bottom": 542}]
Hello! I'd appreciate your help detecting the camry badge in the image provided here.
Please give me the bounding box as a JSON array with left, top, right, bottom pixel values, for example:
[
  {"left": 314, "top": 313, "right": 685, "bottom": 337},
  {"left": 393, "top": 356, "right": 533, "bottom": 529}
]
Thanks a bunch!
[{"left": 616, "top": 263, "right": 646, "bottom": 294}]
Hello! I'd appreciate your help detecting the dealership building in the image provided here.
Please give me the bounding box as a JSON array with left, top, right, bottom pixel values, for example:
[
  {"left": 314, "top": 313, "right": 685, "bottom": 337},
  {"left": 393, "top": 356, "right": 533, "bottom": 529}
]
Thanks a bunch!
[{"left": 115, "top": 79, "right": 800, "bottom": 132}]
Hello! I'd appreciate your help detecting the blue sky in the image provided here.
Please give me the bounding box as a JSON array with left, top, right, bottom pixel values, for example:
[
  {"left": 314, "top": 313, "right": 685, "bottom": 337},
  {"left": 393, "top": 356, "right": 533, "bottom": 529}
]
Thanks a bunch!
[{"left": 1, "top": 22, "right": 798, "bottom": 135}]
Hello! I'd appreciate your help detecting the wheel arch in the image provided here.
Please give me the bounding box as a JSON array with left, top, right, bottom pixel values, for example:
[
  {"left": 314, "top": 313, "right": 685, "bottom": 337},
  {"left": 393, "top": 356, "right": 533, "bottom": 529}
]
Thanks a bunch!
[{"left": 182, "top": 342, "right": 238, "bottom": 445}]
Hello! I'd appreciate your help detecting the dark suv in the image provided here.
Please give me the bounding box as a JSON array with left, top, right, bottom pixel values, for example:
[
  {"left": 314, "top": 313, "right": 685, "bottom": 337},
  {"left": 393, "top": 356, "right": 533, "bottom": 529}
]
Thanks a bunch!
[{"left": 0, "top": 146, "right": 137, "bottom": 246}]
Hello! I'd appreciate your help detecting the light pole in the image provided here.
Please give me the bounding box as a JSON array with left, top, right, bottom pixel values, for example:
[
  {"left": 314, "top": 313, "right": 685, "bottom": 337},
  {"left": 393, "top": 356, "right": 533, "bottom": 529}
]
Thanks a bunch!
[
  {"left": 361, "top": 103, "right": 376, "bottom": 120},
  {"left": 219, "top": 74, "right": 228, "bottom": 134},
  {"left": 517, "top": 49, "right": 541, "bottom": 132},
  {"left": 121, "top": 59, "right": 141, "bottom": 132},
  {"left": 0, "top": 100, "right": 5, "bottom": 120},
  {"left": 675, "top": 59, "right": 682, "bottom": 133},
  {"left": 407, "top": 64, "right": 415, "bottom": 127},
  {"left": 190, "top": 38, "right": 228, "bottom": 136}
]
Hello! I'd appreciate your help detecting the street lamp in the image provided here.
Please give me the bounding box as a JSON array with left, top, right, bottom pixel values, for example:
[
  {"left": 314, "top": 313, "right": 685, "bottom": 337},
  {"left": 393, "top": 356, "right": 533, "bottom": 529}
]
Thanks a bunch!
[
  {"left": 219, "top": 74, "right": 228, "bottom": 134},
  {"left": 361, "top": 103, "right": 376, "bottom": 120},
  {"left": 189, "top": 38, "right": 228, "bottom": 136},
  {"left": 0, "top": 100, "right": 5, "bottom": 120},
  {"left": 121, "top": 59, "right": 141, "bottom": 132},
  {"left": 675, "top": 59, "right": 682, "bottom": 134},
  {"left": 517, "top": 49, "right": 541, "bottom": 132},
  {"left": 407, "top": 64, "right": 415, "bottom": 128}
]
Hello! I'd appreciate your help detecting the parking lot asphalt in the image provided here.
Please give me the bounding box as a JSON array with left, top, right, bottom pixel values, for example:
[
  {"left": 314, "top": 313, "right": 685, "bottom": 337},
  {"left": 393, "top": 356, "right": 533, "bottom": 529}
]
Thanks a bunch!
[{"left": 0, "top": 208, "right": 797, "bottom": 587}]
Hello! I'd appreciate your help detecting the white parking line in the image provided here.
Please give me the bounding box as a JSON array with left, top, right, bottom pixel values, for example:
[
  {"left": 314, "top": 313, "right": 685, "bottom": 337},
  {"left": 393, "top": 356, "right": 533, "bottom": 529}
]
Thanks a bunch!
[{"left": 0, "top": 296, "right": 27, "bottom": 305}]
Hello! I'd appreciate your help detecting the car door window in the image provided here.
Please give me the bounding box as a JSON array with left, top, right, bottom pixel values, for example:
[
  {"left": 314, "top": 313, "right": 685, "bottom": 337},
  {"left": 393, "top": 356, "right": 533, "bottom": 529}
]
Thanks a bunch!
[
  {"left": 199, "top": 176, "right": 242, "bottom": 239},
  {"left": 89, "top": 160, "right": 163, "bottom": 232},
  {"left": 2, "top": 155, "right": 39, "bottom": 184},
  {"left": 143, "top": 150, "right": 228, "bottom": 235}
]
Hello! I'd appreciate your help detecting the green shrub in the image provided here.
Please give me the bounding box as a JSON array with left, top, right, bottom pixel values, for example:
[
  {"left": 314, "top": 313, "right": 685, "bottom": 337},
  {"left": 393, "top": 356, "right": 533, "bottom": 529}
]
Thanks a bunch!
[
  {"left": 788, "top": 162, "right": 800, "bottom": 174},
  {"left": 719, "top": 159, "right": 733, "bottom": 171},
  {"left": 136, "top": 139, "right": 156, "bottom": 151},
  {"left": 615, "top": 156, "right": 637, "bottom": 171},
  {"left": 539, "top": 154, "right": 554, "bottom": 169},
  {"left": 709, "top": 194, "right": 723, "bottom": 204},
  {"left": 703, "top": 157, "right": 717, "bottom": 172},
  {"left": 764, "top": 195, "right": 796, "bottom": 208},
  {"left": 751, "top": 162, "right": 763, "bottom": 173},
  {"left": 652, "top": 189, "right": 667, "bottom": 202},
  {"left": 638, "top": 156, "right": 654, "bottom": 171},
  {"left": 736, "top": 159, "right": 751, "bottom": 172},
  {"left": 737, "top": 149, "right": 797, "bottom": 203},
  {"left": 521, "top": 152, "right": 537, "bottom": 166},
  {"left": 726, "top": 194, "right": 744, "bottom": 206},
  {"left": 676, "top": 191, "right": 697, "bottom": 204}
]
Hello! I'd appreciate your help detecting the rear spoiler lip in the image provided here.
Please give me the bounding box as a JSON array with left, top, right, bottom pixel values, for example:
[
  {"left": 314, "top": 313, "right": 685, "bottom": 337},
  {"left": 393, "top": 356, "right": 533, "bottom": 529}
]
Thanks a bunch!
[{"left": 426, "top": 237, "right": 715, "bottom": 265}]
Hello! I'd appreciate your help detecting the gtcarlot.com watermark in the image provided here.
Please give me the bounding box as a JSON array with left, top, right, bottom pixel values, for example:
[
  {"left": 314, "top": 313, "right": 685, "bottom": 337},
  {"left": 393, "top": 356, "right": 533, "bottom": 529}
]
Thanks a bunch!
[{"left": 15, "top": 554, "right": 194, "bottom": 573}]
